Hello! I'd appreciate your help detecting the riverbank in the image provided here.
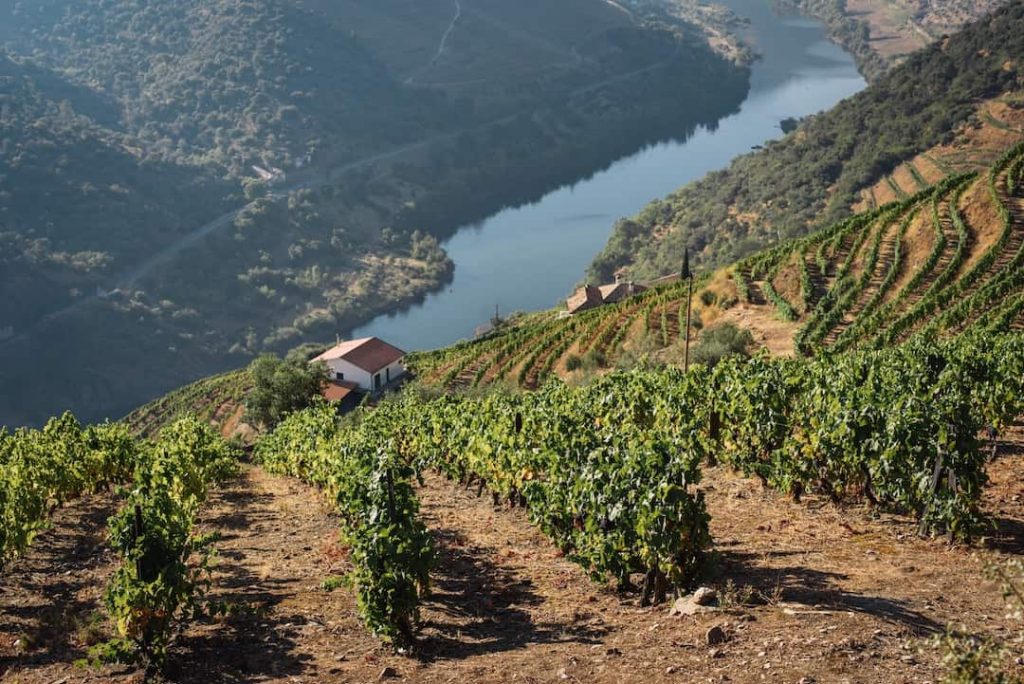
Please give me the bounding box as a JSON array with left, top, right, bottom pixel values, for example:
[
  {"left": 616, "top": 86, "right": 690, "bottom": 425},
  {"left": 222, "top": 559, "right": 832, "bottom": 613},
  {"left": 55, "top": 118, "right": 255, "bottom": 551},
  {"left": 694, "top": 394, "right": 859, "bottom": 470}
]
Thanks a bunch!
[
  {"left": 779, "top": 0, "right": 1008, "bottom": 83},
  {"left": 352, "top": 0, "right": 864, "bottom": 351}
]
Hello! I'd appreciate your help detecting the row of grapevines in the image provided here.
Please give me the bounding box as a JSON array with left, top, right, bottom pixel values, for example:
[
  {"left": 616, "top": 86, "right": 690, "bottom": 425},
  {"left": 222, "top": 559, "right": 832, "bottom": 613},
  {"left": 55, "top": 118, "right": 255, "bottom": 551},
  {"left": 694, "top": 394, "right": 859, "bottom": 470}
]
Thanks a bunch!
[
  {"left": 981, "top": 290, "right": 1024, "bottom": 332},
  {"left": 797, "top": 189, "right": 933, "bottom": 353},
  {"left": 881, "top": 144, "right": 1024, "bottom": 343},
  {"left": 829, "top": 200, "right": 922, "bottom": 350},
  {"left": 762, "top": 280, "right": 798, "bottom": 321},
  {"left": 734, "top": 268, "right": 751, "bottom": 302},
  {"left": 401, "top": 370, "right": 712, "bottom": 604},
  {"left": 873, "top": 176, "right": 975, "bottom": 346},
  {"left": 712, "top": 332, "right": 1024, "bottom": 539},
  {"left": 255, "top": 402, "right": 433, "bottom": 645},
  {"left": 795, "top": 208, "right": 896, "bottom": 352},
  {"left": 105, "top": 417, "right": 237, "bottom": 667},
  {"left": 842, "top": 174, "right": 975, "bottom": 349},
  {"left": 924, "top": 158, "right": 1024, "bottom": 335},
  {"left": 0, "top": 413, "right": 138, "bottom": 569}
]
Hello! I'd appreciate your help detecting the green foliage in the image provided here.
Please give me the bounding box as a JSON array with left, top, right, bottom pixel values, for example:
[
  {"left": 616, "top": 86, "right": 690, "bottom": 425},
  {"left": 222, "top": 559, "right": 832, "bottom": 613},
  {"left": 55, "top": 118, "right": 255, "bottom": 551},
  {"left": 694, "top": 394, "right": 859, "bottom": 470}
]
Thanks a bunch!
[
  {"left": 933, "top": 558, "right": 1023, "bottom": 683},
  {"left": 105, "top": 417, "right": 237, "bottom": 667},
  {"left": 413, "top": 375, "right": 711, "bottom": 597},
  {"left": 689, "top": 323, "right": 753, "bottom": 368},
  {"left": 762, "top": 280, "right": 798, "bottom": 321},
  {"left": 255, "top": 401, "right": 433, "bottom": 646},
  {"left": 0, "top": 415, "right": 138, "bottom": 568},
  {"left": 713, "top": 333, "right": 1024, "bottom": 539},
  {"left": 244, "top": 354, "right": 327, "bottom": 429},
  {"left": 935, "top": 631, "right": 1020, "bottom": 684},
  {"left": 590, "top": 2, "right": 1024, "bottom": 281}
]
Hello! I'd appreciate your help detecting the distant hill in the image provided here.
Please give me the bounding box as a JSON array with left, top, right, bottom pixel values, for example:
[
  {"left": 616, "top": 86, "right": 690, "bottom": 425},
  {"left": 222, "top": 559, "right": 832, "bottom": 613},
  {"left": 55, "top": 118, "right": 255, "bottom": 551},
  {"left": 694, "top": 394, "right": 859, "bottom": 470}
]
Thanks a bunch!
[
  {"left": 0, "top": 0, "right": 748, "bottom": 427},
  {"left": 589, "top": 2, "right": 1024, "bottom": 283},
  {"left": 784, "top": 0, "right": 1011, "bottom": 82},
  {"left": 0, "top": 55, "right": 233, "bottom": 333}
]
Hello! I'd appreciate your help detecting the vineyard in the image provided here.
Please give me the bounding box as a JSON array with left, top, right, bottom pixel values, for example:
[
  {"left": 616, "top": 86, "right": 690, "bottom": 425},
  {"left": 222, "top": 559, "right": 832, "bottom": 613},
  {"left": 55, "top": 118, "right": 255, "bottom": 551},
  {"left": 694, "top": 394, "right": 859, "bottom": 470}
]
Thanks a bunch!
[
  {"left": 6, "top": 136, "right": 1024, "bottom": 684},
  {"left": 404, "top": 141, "right": 1024, "bottom": 387},
  {"left": 0, "top": 415, "right": 236, "bottom": 673},
  {"left": 257, "top": 331, "right": 1024, "bottom": 632}
]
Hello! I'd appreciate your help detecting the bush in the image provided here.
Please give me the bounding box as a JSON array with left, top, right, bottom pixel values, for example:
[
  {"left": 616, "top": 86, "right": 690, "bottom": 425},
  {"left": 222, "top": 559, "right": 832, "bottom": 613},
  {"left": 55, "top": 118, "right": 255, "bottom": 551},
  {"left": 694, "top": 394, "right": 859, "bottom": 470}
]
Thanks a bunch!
[{"left": 690, "top": 323, "right": 753, "bottom": 368}]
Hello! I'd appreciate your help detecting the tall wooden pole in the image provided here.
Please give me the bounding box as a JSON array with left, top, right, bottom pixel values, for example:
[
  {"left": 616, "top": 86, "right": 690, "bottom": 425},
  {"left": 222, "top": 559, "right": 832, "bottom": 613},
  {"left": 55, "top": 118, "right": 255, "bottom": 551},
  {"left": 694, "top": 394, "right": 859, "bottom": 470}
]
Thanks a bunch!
[
  {"left": 682, "top": 247, "right": 693, "bottom": 373},
  {"left": 684, "top": 275, "right": 693, "bottom": 373}
]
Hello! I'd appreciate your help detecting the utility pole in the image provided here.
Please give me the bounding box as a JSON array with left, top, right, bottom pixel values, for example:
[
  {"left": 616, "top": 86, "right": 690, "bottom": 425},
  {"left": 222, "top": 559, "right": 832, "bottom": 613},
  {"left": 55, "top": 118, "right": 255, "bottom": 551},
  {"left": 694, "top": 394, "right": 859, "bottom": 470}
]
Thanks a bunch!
[{"left": 682, "top": 247, "right": 693, "bottom": 373}]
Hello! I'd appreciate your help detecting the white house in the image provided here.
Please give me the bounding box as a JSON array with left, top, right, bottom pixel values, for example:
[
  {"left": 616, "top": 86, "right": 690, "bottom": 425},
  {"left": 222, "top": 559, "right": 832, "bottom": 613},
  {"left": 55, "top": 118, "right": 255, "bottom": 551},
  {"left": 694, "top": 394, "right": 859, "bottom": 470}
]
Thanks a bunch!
[{"left": 312, "top": 337, "right": 406, "bottom": 392}]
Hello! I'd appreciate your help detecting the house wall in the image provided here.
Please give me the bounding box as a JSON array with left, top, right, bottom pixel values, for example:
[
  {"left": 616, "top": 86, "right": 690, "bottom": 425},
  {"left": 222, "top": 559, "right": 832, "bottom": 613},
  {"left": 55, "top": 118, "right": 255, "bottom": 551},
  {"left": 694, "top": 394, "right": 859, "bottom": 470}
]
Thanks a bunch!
[
  {"left": 379, "top": 360, "right": 405, "bottom": 387},
  {"left": 324, "top": 358, "right": 373, "bottom": 390},
  {"left": 323, "top": 358, "right": 405, "bottom": 391}
]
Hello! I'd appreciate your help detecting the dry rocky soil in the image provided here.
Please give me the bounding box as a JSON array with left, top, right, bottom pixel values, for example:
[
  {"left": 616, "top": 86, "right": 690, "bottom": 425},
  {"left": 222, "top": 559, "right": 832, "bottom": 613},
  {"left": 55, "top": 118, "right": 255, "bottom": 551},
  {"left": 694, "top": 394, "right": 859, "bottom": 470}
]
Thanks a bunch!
[{"left": 2, "top": 438, "right": 1023, "bottom": 683}]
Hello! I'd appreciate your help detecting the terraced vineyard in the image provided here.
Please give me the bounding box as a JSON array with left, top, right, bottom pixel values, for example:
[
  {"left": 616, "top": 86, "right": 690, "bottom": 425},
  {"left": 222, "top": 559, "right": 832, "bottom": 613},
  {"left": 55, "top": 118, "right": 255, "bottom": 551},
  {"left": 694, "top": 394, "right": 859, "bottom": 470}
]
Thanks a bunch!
[
  {"left": 409, "top": 142, "right": 1024, "bottom": 384},
  {"left": 125, "top": 370, "right": 251, "bottom": 438}
]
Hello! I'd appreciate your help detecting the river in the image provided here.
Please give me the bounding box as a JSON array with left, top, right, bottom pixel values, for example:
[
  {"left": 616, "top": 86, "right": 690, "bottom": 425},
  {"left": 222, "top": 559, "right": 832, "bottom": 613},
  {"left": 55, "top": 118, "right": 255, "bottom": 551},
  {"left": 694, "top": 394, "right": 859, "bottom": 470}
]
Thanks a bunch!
[{"left": 351, "top": 0, "right": 865, "bottom": 351}]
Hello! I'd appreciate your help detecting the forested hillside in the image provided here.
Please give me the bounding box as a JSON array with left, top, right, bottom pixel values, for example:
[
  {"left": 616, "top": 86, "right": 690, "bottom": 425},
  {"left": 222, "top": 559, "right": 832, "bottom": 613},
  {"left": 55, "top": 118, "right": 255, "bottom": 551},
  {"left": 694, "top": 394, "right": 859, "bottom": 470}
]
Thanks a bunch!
[
  {"left": 590, "top": 2, "right": 1024, "bottom": 282},
  {"left": 0, "top": 55, "right": 233, "bottom": 334},
  {"left": 0, "top": 0, "right": 749, "bottom": 427},
  {"left": 2, "top": 0, "right": 429, "bottom": 174}
]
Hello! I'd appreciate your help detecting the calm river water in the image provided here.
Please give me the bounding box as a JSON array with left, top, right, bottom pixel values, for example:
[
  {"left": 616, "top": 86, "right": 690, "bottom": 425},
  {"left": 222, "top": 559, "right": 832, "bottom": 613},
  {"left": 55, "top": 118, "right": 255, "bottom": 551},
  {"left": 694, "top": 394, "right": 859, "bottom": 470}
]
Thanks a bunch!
[{"left": 352, "top": 0, "right": 865, "bottom": 351}]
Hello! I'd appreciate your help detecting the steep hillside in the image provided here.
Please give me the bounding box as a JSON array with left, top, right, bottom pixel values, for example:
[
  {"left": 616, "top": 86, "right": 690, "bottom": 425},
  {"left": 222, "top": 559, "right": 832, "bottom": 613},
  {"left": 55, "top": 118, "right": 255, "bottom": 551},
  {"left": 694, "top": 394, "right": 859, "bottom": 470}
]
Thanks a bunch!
[
  {"left": 590, "top": 2, "right": 1024, "bottom": 283},
  {"left": 0, "top": 55, "right": 233, "bottom": 334},
  {"left": 0, "top": 0, "right": 749, "bottom": 427},
  {"left": 785, "top": 0, "right": 1010, "bottom": 81},
  {"left": 404, "top": 141, "right": 1024, "bottom": 390},
  {"left": 126, "top": 140, "right": 1024, "bottom": 439}
]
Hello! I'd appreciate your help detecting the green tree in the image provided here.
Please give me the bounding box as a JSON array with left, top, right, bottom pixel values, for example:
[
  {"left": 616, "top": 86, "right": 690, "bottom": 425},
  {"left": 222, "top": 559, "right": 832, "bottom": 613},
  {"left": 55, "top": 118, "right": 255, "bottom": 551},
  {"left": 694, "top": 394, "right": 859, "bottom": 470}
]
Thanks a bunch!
[{"left": 244, "top": 354, "right": 327, "bottom": 429}]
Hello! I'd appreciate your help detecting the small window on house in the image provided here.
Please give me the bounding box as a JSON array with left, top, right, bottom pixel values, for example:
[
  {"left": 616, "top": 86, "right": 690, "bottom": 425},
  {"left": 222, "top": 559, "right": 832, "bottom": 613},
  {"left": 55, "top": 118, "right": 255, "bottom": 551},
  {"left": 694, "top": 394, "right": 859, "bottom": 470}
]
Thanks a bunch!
[{"left": 335, "top": 372, "right": 344, "bottom": 381}]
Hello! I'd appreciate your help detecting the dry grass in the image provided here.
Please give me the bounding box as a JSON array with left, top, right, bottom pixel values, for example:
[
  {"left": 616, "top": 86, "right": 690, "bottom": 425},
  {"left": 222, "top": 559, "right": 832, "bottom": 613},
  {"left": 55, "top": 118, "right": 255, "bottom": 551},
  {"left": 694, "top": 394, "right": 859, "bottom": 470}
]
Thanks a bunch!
[
  {"left": 852, "top": 94, "right": 1024, "bottom": 214},
  {"left": 880, "top": 205, "right": 935, "bottom": 305},
  {"left": 959, "top": 175, "right": 1004, "bottom": 274}
]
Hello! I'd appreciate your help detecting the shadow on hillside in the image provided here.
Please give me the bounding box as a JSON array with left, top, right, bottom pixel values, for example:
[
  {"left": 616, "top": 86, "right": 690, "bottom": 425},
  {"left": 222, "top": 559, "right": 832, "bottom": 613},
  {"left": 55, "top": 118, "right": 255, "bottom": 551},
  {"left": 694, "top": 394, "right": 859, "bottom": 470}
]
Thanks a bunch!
[
  {"left": 167, "top": 483, "right": 311, "bottom": 683},
  {"left": 0, "top": 495, "right": 118, "bottom": 674},
  {"left": 986, "top": 515, "right": 1024, "bottom": 554},
  {"left": 717, "top": 546, "right": 943, "bottom": 635},
  {"left": 415, "top": 527, "right": 608, "bottom": 662}
]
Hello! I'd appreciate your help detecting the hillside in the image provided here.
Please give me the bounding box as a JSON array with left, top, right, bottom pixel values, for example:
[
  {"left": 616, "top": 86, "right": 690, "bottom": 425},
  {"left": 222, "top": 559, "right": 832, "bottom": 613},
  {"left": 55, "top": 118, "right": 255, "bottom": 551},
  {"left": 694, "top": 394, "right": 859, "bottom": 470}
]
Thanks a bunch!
[
  {"left": 124, "top": 137, "right": 1024, "bottom": 441},
  {"left": 9, "top": 67, "right": 1024, "bottom": 684},
  {"left": 0, "top": 0, "right": 750, "bottom": 427},
  {"left": 785, "top": 0, "right": 1010, "bottom": 81},
  {"left": 391, "top": 139, "right": 1022, "bottom": 391},
  {"left": 8, "top": 312, "right": 1024, "bottom": 683},
  {"left": 589, "top": 2, "right": 1024, "bottom": 283}
]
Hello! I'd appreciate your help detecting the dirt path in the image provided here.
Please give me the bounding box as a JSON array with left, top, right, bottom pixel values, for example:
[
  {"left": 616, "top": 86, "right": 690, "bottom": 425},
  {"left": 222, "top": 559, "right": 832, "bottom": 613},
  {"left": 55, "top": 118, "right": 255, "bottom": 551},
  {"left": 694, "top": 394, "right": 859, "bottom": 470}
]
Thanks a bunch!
[
  {"left": 405, "top": 0, "right": 462, "bottom": 85},
  {"left": 2, "top": 454, "right": 1022, "bottom": 683},
  {"left": 0, "top": 493, "right": 124, "bottom": 683}
]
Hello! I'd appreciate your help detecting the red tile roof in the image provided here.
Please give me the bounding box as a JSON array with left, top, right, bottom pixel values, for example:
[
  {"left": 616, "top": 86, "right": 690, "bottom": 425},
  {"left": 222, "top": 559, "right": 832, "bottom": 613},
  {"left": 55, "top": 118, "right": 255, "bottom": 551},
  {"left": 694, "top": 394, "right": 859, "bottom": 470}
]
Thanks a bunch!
[
  {"left": 323, "top": 380, "right": 360, "bottom": 403},
  {"left": 566, "top": 285, "right": 604, "bottom": 314},
  {"left": 313, "top": 337, "right": 406, "bottom": 373},
  {"left": 598, "top": 281, "right": 647, "bottom": 303}
]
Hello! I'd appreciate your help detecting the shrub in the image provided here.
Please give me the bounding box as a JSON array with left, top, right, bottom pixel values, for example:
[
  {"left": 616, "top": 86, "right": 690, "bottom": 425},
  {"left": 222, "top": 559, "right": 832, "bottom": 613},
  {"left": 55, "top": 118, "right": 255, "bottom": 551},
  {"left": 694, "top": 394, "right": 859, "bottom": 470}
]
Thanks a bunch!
[{"left": 690, "top": 323, "right": 753, "bottom": 368}]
